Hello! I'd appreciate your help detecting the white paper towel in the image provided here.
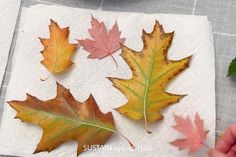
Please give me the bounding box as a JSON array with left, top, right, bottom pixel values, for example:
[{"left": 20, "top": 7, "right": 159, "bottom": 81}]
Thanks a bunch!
[
  {"left": 0, "top": 0, "right": 21, "bottom": 85},
  {"left": 0, "top": 4, "right": 215, "bottom": 157}
]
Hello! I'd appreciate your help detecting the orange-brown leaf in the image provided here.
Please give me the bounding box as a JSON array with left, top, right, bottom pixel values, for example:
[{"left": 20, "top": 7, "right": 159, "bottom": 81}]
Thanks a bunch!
[
  {"left": 40, "top": 20, "right": 78, "bottom": 75},
  {"left": 9, "top": 83, "right": 116, "bottom": 155},
  {"left": 110, "top": 21, "right": 192, "bottom": 133}
]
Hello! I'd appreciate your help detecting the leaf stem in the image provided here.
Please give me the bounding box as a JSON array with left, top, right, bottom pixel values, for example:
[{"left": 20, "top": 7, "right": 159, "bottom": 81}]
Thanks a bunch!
[
  {"left": 111, "top": 55, "right": 118, "bottom": 67},
  {"left": 144, "top": 122, "right": 152, "bottom": 134},
  {"left": 202, "top": 143, "right": 210, "bottom": 149},
  {"left": 115, "top": 131, "right": 135, "bottom": 149},
  {"left": 40, "top": 72, "right": 53, "bottom": 81}
]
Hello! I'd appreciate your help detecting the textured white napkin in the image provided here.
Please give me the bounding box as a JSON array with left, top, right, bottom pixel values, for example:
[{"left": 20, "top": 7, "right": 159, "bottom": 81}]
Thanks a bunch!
[
  {"left": 0, "top": 4, "right": 215, "bottom": 157},
  {"left": 0, "top": 0, "right": 21, "bottom": 85}
]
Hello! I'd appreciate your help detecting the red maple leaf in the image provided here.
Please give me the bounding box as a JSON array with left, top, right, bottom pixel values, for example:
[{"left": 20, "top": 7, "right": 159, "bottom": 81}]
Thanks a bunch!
[
  {"left": 171, "top": 113, "right": 209, "bottom": 155},
  {"left": 79, "top": 16, "right": 125, "bottom": 66}
]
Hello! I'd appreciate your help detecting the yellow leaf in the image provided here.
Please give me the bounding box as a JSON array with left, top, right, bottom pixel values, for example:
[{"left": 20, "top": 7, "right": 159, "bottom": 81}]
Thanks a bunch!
[
  {"left": 40, "top": 20, "right": 78, "bottom": 80},
  {"left": 110, "top": 21, "right": 192, "bottom": 133}
]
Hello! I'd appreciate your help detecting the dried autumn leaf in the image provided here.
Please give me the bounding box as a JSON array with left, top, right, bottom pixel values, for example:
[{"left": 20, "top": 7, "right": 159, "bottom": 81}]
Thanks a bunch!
[
  {"left": 40, "top": 19, "right": 78, "bottom": 81},
  {"left": 171, "top": 113, "right": 209, "bottom": 155},
  {"left": 110, "top": 21, "right": 192, "bottom": 133},
  {"left": 9, "top": 83, "right": 134, "bottom": 155},
  {"left": 79, "top": 16, "right": 125, "bottom": 66}
]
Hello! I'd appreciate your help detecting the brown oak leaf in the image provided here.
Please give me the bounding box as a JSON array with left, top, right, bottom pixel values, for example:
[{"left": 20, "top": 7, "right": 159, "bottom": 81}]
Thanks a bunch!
[{"left": 9, "top": 83, "right": 133, "bottom": 155}]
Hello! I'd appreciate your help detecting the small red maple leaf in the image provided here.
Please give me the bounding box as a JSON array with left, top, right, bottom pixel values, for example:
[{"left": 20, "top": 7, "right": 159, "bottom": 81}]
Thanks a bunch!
[
  {"left": 79, "top": 15, "right": 125, "bottom": 66},
  {"left": 171, "top": 113, "right": 209, "bottom": 155}
]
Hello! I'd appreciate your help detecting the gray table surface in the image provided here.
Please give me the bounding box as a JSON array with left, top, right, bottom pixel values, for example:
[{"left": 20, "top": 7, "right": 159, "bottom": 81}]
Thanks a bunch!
[{"left": 1, "top": 0, "right": 236, "bottom": 156}]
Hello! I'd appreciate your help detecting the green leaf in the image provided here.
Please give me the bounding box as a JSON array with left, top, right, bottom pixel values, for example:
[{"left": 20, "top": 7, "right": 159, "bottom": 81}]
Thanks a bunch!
[{"left": 228, "top": 57, "right": 236, "bottom": 76}]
